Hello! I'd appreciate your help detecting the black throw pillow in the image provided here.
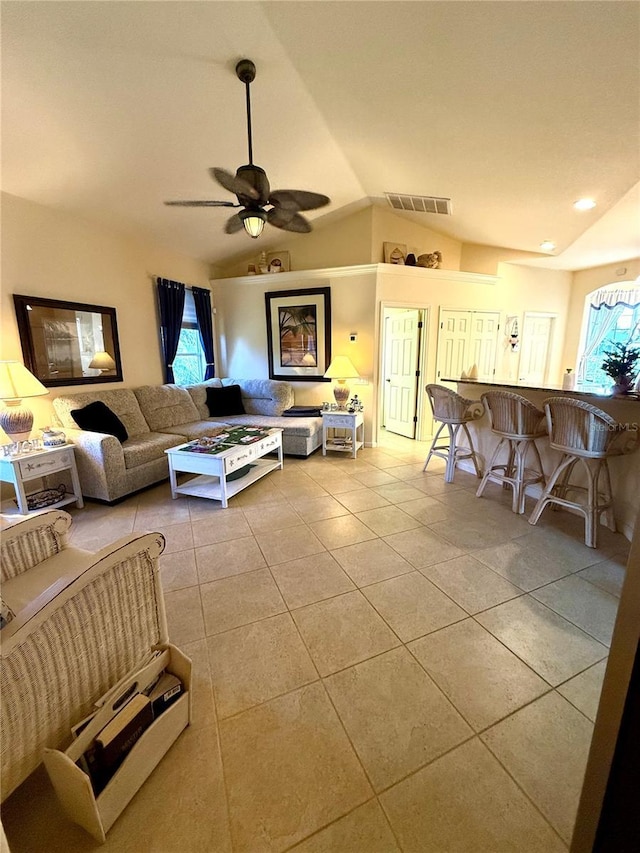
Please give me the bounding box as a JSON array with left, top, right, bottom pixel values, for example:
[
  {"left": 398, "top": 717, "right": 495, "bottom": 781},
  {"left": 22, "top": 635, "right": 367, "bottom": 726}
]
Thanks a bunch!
[
  {"left": 206, "top": 385, "right": 245, "bottom": 417},
  {"left": 70, "top": 401, "right": 129, "bottom": 442}
]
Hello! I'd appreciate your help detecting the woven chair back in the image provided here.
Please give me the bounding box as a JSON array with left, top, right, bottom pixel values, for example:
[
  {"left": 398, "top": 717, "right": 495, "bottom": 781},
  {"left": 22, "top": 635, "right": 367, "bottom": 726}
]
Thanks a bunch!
[
  {"left": 481, "top": 391, "right": 547, "bottom": 438},
  {"left": 543, "top": 397, "right": 621, "bottom": 457},
  {"left": 425, "top": 384, "right": 480, "bottom": 423}
]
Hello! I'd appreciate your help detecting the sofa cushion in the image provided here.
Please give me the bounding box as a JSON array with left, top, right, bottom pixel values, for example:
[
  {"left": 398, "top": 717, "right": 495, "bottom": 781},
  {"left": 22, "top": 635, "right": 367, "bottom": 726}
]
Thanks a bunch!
[
  {"left": 70, "top": 401, "right": 129, "bottom": 442},
  {"left": 122, "top": 431, "right": 185, "bottom": 470},
  {"left": 157, "top": 421, "right": 231, "bottom": 441},
  {"left": 221, "top": 378, "right": 293, "bottom": 416},
  {"left": 206, "top": 385, "right": 245, "bottom": 417},
  {"left": 53, "top": 389, "right": 150, "bottom": 437},
  {"left": 134, "top": 384, "right": 200, "bottom": 431}
]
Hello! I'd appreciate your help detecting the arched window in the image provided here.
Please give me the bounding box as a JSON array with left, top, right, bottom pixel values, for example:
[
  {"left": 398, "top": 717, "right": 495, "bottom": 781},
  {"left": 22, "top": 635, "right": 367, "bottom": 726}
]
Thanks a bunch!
[{"left": 577, "top": 282, "right": 640, "bottom": 391}]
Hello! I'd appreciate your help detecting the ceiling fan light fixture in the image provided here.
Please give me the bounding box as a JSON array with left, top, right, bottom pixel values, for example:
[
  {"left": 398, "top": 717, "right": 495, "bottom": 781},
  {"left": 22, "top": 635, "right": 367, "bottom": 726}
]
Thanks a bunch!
[{"left": 239, "top": 208, "right": 266, "bottom": 238}]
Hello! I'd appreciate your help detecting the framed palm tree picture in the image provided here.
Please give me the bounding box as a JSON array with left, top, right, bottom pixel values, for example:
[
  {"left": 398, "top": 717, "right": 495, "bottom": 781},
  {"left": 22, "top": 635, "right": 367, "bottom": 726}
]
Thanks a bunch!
[{"left": 265, "top": 287, "right": 331, "bottom": 381}]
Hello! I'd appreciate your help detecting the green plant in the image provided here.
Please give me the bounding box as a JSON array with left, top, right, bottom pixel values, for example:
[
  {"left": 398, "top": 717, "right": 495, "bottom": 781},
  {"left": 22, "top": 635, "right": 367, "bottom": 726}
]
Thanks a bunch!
[{"left": 600, "top": 340, "right": 640, "bottom": 381}]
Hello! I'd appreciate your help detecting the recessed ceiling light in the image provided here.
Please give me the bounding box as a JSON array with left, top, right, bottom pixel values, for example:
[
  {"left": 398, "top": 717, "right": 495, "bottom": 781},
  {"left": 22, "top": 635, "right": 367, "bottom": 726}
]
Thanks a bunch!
[
  {"left": 540, "top": 241, "right": 556, "bottom": 251},
  {"left": 574, "top": 198, "right": 596, "bottom": 211}
]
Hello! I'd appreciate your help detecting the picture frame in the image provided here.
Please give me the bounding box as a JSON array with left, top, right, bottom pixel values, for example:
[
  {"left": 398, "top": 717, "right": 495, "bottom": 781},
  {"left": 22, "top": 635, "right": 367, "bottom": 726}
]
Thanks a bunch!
[
  {"left": 266, "top": 251, "right": 290, "bottom": 273},
  {"left": 13, "top": 294, "right": 123, "bottom": 387},
  {"left": 383, "top": 242, "right": 407, "bottom": 264},
  {"left": 264, "top": 287, "right": 331, "bottom": 381}
]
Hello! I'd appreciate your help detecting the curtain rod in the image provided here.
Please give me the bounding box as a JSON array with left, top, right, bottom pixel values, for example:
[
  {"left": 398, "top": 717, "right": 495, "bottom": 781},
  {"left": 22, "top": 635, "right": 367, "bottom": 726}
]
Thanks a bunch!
[{"left": 152, "top": 275, "right": 211, "bottom": 291}]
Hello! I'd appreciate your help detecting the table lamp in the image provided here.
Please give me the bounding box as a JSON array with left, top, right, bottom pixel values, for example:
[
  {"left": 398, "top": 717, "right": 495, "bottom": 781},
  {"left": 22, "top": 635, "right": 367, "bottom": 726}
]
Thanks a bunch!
[
  {"left": 89, "top": 351, "right": 116, "bottom": 373},
  {"left": 0, "top": 361, "right": 48, "bottom": 442},
  {"left": 324, "top": 355, "right": 359, "bottom": 409}
]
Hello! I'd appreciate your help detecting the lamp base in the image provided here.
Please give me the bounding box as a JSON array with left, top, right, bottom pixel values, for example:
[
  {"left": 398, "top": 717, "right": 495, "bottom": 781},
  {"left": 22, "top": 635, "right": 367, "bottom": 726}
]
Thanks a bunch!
[
  {"left": 0, "top": 401, "right": 34, "bottom": 443},
  {"left": 333, "top": 383, "right": 350, "bottom": 410}
]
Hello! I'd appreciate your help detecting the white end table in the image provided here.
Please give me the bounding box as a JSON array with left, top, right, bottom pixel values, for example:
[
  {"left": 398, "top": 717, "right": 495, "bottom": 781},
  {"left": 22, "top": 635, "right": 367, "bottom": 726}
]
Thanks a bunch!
[
  {"left": 0, "top": 444, "right": 84, "bottom": 514},
  {"left": 322, "top": 411, "right": 364, "bottom": 459}
]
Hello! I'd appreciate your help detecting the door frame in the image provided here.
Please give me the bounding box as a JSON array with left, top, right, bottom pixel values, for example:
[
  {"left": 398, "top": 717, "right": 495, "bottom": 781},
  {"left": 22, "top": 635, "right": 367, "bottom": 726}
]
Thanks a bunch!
[{"left": 376, "top": 302, "right": 431, "bottom": 446}]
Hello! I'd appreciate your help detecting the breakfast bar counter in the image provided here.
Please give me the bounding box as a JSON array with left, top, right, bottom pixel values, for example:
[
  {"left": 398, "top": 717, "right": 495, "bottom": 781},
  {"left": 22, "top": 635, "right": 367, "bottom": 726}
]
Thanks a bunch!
[{"left": 442, "top": 378, "right": 640, "bottom": 540}]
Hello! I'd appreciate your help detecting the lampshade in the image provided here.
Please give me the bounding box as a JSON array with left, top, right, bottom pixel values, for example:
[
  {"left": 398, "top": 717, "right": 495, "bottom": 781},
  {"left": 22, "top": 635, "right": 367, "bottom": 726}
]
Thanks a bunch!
[
  {"left": 0, "top": 361, "right": 48, "bottom": 442},
  {"left": 324, "top": 356, "right": 359, "bottom": 380},
  {"left": 324, "top": 356, "right": 359, "bottom": 410},
  {"left": 240, "top": 209, "right": 266, "bottom": 238},
  {"left": 0, "top": 361, "right": 48, "bottom": 400},
  {"left": 89, "top": 351, "right": 116, "bottom": 372}
]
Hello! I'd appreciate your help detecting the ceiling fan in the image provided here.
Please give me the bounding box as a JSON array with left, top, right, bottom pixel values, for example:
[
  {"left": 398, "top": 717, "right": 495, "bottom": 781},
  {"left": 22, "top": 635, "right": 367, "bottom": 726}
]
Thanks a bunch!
[{"left": 165, "top": 59, "right": 330, "bottom": 238}]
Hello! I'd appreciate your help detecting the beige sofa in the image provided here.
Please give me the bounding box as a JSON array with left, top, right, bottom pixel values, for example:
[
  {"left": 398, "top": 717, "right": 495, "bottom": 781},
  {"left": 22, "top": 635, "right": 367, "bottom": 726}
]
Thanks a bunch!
[{"left": 52, "top": 379, "right": 323, "bottom": 502}]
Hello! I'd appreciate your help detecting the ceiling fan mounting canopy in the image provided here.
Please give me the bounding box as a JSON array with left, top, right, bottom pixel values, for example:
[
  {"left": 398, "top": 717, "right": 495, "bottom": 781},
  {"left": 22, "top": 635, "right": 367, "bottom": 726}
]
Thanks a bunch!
[{"left": 164, "top": 58, "right": 330, "bottom": 238}]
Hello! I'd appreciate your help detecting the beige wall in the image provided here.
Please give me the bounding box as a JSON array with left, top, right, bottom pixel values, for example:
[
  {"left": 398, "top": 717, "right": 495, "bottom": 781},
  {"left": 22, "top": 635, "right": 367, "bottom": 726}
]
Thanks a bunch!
[
  {"left": 561, "top": 258, "right": 640, "bottom": 375},
  {"left": 370, "top": 207, "right": 463, "bottom": 270},
  {"left": 0, "top": 192, "right": 211, "bottom": 433},
  {"left": 460, "top": 243, "right": 550, "bottom": 276},
  {"left": 211, "top": 267, "right": 378, "bottom": 441},
  {"left": 213, "top": 206, "right": 375, "bottom": 279}
]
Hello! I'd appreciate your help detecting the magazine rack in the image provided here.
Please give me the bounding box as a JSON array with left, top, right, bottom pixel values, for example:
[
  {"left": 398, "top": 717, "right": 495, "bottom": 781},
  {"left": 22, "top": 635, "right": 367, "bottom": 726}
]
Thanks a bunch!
[{"left": 43, "top": 644, "right": 191, "bottom": 843}]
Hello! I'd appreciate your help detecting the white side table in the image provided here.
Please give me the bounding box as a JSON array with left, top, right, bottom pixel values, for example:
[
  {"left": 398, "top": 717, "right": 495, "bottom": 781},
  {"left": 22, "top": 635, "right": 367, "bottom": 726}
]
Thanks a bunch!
[
  {"left": 0, "top": 445, "right": 84, "bottom": 514},
  {"left": 322, "top": 411, "right": 365, "bottom": 459}
]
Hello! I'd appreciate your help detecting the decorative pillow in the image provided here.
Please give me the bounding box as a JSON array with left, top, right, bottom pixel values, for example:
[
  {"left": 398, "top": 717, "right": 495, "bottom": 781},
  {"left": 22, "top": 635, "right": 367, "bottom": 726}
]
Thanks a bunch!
[
  {"left": 206, "top": 385, "right": 245, "bottom": 417},
  {"left": 70, "top": 401, "right": 129, "bottom": 442},
  {"left": 1, "top": 596, "right": 15, "bottom": 630}
]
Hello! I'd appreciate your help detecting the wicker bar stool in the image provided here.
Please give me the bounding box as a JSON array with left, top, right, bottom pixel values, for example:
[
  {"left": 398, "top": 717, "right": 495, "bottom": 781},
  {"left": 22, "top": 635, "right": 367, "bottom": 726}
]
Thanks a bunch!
[
  {"left": 528, "top": 397, "right": 639, "bottom": 548},
  {"left": 476, "top": 390, "right": 547, "bottom": 514},
  {"left": 423, "top": 384, "right": 484, "bottom": 483}
]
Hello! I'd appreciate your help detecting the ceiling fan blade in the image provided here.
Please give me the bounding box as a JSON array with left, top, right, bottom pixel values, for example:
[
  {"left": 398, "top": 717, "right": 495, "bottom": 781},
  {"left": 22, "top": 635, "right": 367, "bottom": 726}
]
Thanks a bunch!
[
  {"left": 224, "top": 212, "right": 245, "bottom": 234},
  {"left": 267, "top": 208, "right": 312, "bottom": 233},
  {"left": 210, "top": 167, "right": 259, "bottom": 201},
  {"left": 164, "top": 200, "right": 239, "bottom": 207},
  {"left": 269, "top": 190, "right": 330, "bottom": 212}
]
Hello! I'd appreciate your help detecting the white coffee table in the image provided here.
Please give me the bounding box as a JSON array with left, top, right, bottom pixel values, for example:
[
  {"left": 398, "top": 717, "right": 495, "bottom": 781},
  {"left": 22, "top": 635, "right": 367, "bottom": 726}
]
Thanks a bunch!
[{"left": 165, "top": 429, "right": 283, "bottom": 508}]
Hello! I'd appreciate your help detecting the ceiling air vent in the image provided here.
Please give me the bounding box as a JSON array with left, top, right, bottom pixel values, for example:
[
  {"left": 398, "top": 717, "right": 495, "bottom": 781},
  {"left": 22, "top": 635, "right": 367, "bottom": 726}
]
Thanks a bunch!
[{"left": 385, "top": 192, "right": 452, "bottom": 215}]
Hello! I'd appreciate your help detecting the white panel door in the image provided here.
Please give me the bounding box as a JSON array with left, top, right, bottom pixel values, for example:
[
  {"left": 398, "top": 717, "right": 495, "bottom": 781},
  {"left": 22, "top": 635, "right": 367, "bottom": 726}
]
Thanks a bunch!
[
  {"left": 519, "top": 314, "right": 554, "bottom": 385},
  {"left": 384, "top": 310, "right": 422, "bottom": 438},
  {"left": 468, "top": 311, "right": 500, "bottom": 380},
  {"left": 436, "top": 309, "right": 470, "bottom": 381}
]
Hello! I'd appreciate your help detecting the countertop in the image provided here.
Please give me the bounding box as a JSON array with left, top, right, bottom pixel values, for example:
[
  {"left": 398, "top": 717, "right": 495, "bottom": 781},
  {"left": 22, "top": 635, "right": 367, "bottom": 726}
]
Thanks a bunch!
[{"left": 441, "top": 377, "right": 640, "bottom": 401}]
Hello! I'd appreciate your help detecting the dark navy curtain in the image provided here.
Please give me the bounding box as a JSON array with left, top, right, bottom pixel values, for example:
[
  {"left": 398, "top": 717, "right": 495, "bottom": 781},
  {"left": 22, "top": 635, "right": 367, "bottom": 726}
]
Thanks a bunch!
[
  {"left": 157, "top": 278, "right": 185, "bottom": 383},
  {"left": 192, "top": 286, "right": 215, "bottom": 380}
]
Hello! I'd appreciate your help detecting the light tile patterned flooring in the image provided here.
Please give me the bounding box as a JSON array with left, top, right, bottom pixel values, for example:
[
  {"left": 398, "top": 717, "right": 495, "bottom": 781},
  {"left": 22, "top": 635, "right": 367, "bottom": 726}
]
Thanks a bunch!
[{"left": 2, "top": 433, "right": 630, "bottom": 852}]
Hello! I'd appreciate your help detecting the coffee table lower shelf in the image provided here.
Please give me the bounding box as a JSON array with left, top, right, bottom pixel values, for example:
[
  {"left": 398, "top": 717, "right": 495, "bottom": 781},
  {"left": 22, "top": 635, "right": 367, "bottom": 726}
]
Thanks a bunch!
[{"left": 172, "top": 458, "right": 280, "bottom": 504}]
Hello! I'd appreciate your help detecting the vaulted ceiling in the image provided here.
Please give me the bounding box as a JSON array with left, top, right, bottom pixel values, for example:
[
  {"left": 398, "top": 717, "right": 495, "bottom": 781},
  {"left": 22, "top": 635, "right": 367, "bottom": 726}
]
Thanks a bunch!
[{"left": 2, "top": 1, "right": 639, "bottom": 271}]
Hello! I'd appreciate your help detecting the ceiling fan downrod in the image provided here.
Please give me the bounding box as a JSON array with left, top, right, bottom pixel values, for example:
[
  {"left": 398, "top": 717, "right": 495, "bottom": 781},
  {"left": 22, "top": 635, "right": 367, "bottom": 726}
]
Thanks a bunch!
[{"left": 235, "top": 59, "right": 256, "bottom": 166}]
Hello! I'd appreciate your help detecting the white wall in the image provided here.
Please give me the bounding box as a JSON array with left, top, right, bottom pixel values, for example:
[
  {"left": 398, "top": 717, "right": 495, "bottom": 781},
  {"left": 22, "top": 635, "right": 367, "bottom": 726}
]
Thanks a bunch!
[{"left": 1, "top": 192, "right": 211, "bottom": 432}]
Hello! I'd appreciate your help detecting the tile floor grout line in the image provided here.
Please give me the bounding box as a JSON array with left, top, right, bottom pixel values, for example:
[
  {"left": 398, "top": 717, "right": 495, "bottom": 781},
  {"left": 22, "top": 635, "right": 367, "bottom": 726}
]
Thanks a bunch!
[{"left": 479, "top": 726, "right": 579, "bottom": 848}]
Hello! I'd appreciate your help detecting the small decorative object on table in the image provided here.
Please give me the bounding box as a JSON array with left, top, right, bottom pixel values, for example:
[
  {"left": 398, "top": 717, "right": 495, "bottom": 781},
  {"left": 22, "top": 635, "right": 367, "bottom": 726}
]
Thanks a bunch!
[
  {"left": 562, "top": 368, "right": 575, "bottom": 390},
  {"left": 417, "top": 251, "right": 442, "bottom": 269},
  {"left": 42, "top": 426, "right": 67, "bottom": 447},
  {"left": 26, "top": 484, "right": 67, "bottom": 511},
  {"left": 600, "top": 339, "right": 640, "bottom": 397}
]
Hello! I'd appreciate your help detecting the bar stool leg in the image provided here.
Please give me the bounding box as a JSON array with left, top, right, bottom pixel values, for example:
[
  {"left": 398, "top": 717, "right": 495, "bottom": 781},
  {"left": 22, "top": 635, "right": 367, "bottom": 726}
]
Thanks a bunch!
[
  {"left": 476, "top": 437, "right": 506, "bottom": 498},
  {"left": 514, "top": 440, "right": 529, "bottom": 514},
  {"left": 461, "top": 423, "right": 483, "bottom": 477},
  {"left": 423, "top": 421, "right": 447, "bottom": 472},
  {"left": 581, "top": 458, "right": 599, "bottom": 549},
  {"left": 445, "top": 423, "right": 459, "bottom": 483},
  {"left": 600, "top": 459, "right": 616, "bottom": 532},
  {"left": 529, "top": 453, "right": 577, "bottom": 526}
]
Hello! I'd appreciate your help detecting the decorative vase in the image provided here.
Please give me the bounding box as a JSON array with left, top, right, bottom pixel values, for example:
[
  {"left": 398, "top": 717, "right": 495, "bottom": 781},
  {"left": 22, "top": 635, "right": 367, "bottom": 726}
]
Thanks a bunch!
[{"left": 611, "top": 376, "right": 633, "bottom": 397}]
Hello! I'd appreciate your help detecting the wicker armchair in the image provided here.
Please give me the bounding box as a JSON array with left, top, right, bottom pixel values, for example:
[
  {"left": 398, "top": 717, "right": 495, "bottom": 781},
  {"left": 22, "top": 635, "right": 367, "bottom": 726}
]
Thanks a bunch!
[
  {"left": 528, "top": 397, "right": 639, "bottom": 547},
  {"left": 0, "top": 510, "right": 167, "bottom": 801},
  {"left": 423, "top": 384, "right": 484, "bottom": 483}
]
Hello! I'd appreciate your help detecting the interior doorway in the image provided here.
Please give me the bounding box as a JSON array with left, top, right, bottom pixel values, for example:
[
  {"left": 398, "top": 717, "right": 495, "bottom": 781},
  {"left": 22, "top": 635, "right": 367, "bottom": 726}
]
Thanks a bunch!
[{"left": 381, "top": 306, "right": 427, "bottom": 439}]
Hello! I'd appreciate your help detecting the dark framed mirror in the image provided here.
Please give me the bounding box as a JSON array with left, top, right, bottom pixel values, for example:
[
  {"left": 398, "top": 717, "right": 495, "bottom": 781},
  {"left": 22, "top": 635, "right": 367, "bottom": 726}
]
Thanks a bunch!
[{"left": 13, "top": 295, "right": 123, "bottom": 387}]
